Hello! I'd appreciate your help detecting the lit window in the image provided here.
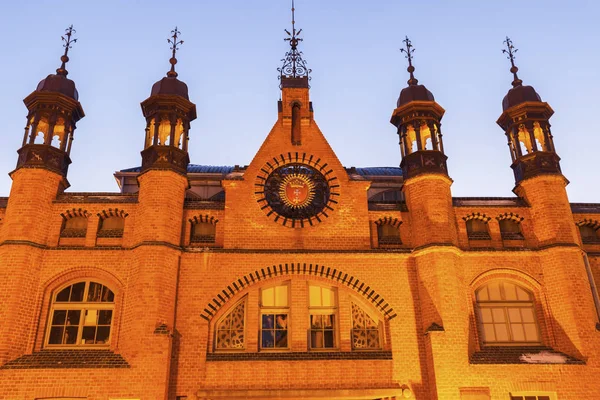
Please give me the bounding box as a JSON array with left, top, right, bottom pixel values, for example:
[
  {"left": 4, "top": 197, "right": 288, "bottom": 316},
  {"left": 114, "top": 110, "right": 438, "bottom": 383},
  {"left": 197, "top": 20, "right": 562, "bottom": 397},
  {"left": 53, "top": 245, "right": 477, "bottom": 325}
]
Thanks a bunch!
[
  {"left": 60, "top": 216, "right": 87, "bottom": 238},
  {"left": 351, "top": 302, "right": 381, "bottom": 350},
  {"left": 97, "top": 216, "right": 124, "bottom": 238},
  {"left": 46, "top": 281, "right": 115, "bottom": 347},
  {"left": 467, "top": 219, "right": 490, "bottom": 240},
  {"left": 475, "top": 281, "right": 540, "bottom": 345},
  {"left": 579, "top": 225, "right": 600, "bottom": 244},
  {"left": 215, "top": 299, "right": 246, "bottom": 350},
  {"left": 260, "top": 284, "right": 289, "bottom": 349},
  {"left": 499, "top": 219, "right": 524, "bottom": 240},
  {"left": 191, "top": 222, "right": 216, "bottom": 244},
  {"left": 377, "top": 223, "right": 402, "bottom": 245},
  {"left": 309, "top": 285, "right": 337, "bottom": 349}
]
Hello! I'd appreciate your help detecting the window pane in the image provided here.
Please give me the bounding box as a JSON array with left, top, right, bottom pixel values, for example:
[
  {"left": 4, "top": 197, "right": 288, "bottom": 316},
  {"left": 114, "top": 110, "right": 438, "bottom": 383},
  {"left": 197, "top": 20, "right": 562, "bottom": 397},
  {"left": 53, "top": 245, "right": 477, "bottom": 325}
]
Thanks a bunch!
[
  {"left": 516, "top": 286, "right": 532, "bottom": 301},
  {"left": 494, "top": 324, "right": 509, "bottom": 341},
  {"left": 488, "top": 283, "right": 501, "bottom": 300},
  {"left": 65, "top": 216, "right": 87, "bottom": 230},
  {"left": 311, "top": 315, "right": 322, "bottom": 328},
  {"left": 491, "top": 308, "right": 505, "bottom": 323},
  {"left": 64, "top": 326, "right": 78, "bottom": 344},
  {"left": 324, "top": 330, "right": 335, "bottom": 348},
  {"left": 521, "top": 308, "right": 535, "bottom": 323},
  {"left": 101, "top": 216, "right": 124, "bottom": 230},
  {"left": 321, "top": 288, "right": 334, "bottom": 307},
  {"left": 98, "top": 310, "right": 113, "bottom": 325},
  {"left": 311, "top": 331, "right": 323, "bottom": 348},
  {"left": 322, "top": 314, "right": 334, "bottom": 328},
  {"left": 102, "top": 286, "right": 115, "bottom": 302},
  {"left": 309, "top": 285, "right": 321, "bottom": 307},
  {"left": 49, "top": 327, "right": 64, "bottom": 344},
  {"left": 482, "top": 324, "right": 496, "bottom": 342},
  {"left": 524, "top": 323, "right": 539, "bottom": 342},
  {"left": 261, "top": 330, "right": 275, "bottom": 348},
  {"left": 56, "top": 286, "right": 71, "bottom": 302},
  {"left": 261, "top": 287, "right": 274, "bottom": 307},
  {"left": 52, "top": 310, "right": 67, "bottom": 325},
  {"left": 508, "top": 308, "right": 522, "bottom": 323},
  {"left": 476, "top": 287, "right": 489, "bottom": 301},
  {"left": 84, "top": 309, "right": 98, "bottom": 326},
  {"left": 66, "top": 310, "right": 81, "bottom": 326},
  {"left": 262, "top": 314, "right": 274, "bottom": 330},
  {"left": 87, "top": 282, "right": 103, "bottom": 302},
  {"left": 275, "top": 330, "right": 288, "bottom": 348},
  {"left": 276, "top": 314, "right": 288, "bottom": 329},
  {"left": 96, "top": 326, "right": 111, "bottom": 344},
  {"left": 511, "top": 324, "right": 525, "bottom": 341},
  {"left": 82, "top": 326, "right": 96, "bottom": 344},
  {"left": 504, "top": 283, "right": 518, "bottom": 300},
  {"left": 70, "top": 282, "right": 85, "bottom": 302},
  {"left": 275, "top": 285, "right": 288, "bottom": 306},
  {"left": 479, "top": 308, "right": 493, "bottom": 323}
]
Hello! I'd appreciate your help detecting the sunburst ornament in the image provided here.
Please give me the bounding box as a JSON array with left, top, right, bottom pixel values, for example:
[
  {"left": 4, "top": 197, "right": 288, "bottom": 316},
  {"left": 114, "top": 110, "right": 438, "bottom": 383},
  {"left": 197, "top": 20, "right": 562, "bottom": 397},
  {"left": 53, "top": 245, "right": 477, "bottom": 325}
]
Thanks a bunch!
[{"left": 279, "top": 173, "right": 315, "bottom": 209}]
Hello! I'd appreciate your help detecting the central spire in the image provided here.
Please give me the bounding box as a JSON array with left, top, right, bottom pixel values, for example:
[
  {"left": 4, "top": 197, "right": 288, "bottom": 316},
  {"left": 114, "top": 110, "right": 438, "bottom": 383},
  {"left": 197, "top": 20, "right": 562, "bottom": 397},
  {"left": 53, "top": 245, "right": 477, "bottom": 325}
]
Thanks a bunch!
[
  {"left": 400, "top": 36, "right": 418, "bottom": 86},
  {"left": 167, "top": 27, "right": 183, "bottom": 78},
  {"left": 56, "top": 25, "right": 77, "bottom": 77},
  {"left": 278, "top": 0, "right": 311, "bottom": 88},
  {"left": 502, "top": 36, "right": 523, "bottom": 88}
]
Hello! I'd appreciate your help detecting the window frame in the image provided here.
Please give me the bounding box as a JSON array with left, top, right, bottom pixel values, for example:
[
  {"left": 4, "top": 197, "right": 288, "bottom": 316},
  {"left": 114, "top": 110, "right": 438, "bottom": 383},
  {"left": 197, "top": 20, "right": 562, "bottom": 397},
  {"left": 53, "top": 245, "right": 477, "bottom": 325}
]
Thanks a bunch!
[
  {"left": 214, "top": 296, "right": 247, "bottom": 352},
  {"left": 44, "top": 280, "right": 115, "bottom": 349},
  {"left": 190, "top": 221, "right": 216, "bottom": 244},
  {"left": 350, "top": 301, "right": 383, "bottom": 351},
  {"left": 308, "top": 284, "right": 338, "bottom": 350},
  {"left": 466, "top": 219, "right": 491, "bottom": 240},
  {"left": 377, "top": 223, "right": 402, "bottom": 246},
  {"left": 259, "top": 283, "right": 290, "bottom": 350},
  {"left": 474, "top": 281, "right": 542, "bottom": 346}
]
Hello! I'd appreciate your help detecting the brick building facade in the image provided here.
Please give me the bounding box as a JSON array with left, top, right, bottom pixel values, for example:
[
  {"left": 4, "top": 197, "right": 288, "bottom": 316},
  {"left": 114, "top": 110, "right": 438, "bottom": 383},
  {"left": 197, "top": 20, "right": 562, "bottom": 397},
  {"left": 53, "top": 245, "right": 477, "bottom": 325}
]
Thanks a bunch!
[{"left": 0, "top": 25, "right": 599, "bottom": 400}]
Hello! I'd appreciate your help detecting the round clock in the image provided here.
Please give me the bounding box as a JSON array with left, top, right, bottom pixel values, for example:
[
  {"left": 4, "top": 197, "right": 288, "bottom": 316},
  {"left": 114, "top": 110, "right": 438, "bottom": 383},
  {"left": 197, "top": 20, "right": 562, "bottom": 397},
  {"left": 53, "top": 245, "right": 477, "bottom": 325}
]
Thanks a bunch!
[{"left": 255, "top": 154, "right": 339, "bottom": 227}]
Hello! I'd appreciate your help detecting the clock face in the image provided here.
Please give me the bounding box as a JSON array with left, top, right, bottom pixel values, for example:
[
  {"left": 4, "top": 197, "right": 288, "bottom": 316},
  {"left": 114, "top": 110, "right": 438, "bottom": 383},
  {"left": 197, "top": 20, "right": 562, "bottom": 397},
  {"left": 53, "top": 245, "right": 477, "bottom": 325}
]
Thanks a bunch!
[{"left": 255, "top": 155, "right": 339, "bottom": 228}]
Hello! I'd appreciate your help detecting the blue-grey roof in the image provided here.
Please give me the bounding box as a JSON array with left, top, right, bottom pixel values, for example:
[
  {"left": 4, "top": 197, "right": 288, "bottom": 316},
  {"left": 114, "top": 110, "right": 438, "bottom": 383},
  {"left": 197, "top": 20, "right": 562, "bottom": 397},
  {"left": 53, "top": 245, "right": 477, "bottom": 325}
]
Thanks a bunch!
[{"left": 119, "top": 165, "right": 402, "bottom": 176}]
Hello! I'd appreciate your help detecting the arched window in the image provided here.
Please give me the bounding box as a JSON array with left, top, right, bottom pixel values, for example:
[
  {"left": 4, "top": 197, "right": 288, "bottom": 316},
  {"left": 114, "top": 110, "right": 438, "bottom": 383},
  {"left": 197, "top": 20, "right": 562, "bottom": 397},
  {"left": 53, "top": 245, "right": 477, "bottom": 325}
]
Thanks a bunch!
[
  {"left": 46, "top": 281, "right": 115, "bottom": 346},
  {"left": 260, "top": 284, "right": 289, "bottom": 349},
  {"left": 579, "top": 225, "right": 600, "bottom": 244},
  {"left": 60, "top": 216, "right": 87, "bottom": 238},
  {"left": 377, "top": 223, "right": 402, "bottom": 245},
  {"left": 97, "top": 216, "right": 125, "bottom": 238},
  {"left": 499, "top": 219, "right": 524, "bottom": 240},
  {"left": 466, "top": 219, "right": 490, "bottom": 240},
  {"left": 475, "top": 281, "right": 540, "bottom": 345},
  {"left": 215, "top": 298, "right": 246, "bottom": 350},
  {"left": 308, "top": 285, "right": 337, "bottom": 349},
  {"left": 191, "top": 222, "right": 216, "bottom": 244}
]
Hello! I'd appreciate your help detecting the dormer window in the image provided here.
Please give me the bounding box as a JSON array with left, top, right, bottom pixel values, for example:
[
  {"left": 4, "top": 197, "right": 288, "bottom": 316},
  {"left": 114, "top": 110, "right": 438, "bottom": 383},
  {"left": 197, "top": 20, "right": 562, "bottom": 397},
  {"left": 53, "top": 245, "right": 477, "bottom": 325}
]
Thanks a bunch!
[
  {"left": 499, "top": 219, "right": 524, "bottom": 240},
  {"left": 466, "top": 219, "right": 490, "bottom": 240}
]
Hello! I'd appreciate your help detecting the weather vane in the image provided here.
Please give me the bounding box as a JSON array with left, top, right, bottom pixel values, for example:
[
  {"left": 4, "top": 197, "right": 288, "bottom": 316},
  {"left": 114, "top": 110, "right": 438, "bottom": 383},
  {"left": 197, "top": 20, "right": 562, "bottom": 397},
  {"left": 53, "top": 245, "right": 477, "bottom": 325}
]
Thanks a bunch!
[
  {"left": 400, "top": 36, "right": 418, "bottom": 86},
  {"left": 278, "top": 0, "right": 311, "bottom": 87},
  {"left": 56, "top": 25, "right": 77, "bottom": 77},
  {"left": 502, "top": 36, "right": 523, "bottom": 87},
  {"left": 167, "top": 27, "right": 184, "bottom": 78}
]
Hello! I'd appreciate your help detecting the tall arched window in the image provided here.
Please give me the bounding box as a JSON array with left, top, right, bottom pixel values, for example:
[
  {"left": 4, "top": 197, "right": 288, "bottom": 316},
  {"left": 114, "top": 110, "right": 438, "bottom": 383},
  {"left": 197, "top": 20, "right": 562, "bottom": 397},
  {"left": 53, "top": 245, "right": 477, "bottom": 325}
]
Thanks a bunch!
[
  {"left": 46, "top": 281, "right": 115, "bottom": 347},
  {"left": 475, "top": 281, "right": 540, "bottom": 345}
]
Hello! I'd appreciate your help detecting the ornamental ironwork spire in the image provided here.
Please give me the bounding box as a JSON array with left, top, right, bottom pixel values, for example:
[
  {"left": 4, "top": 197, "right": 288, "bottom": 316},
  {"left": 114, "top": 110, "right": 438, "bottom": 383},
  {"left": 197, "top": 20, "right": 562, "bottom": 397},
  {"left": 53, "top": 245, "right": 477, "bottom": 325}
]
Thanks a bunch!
[
  {"left": 167, "top": 27, "right": 184, "bottom": 78},
  {"left": 502, "top": 36, "right": 523, "bottom": 88},
  {"left": 278, "top": 0, "right": 311, "bottom": 87},
  {"left": 56, "top": 25, "right": 77, "bottom": 77},
  {"left": 400, "top": 36, "right": 418, "bottom": 86}
]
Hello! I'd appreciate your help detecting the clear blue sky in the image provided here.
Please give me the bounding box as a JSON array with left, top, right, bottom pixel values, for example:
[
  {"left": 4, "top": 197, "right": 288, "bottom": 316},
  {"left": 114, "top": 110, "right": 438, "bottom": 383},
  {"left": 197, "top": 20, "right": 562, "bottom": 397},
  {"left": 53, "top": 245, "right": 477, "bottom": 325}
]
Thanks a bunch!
[{"left": 1, "top": 1, "right": 598, "bottom": 201}]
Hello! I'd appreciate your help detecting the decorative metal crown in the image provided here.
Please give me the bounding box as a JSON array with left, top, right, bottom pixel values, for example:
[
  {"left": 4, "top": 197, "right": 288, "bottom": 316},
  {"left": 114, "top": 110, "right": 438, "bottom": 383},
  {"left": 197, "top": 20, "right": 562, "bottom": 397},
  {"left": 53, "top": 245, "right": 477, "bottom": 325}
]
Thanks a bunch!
[{"left": 277, "top": 0, "right": 311, "bottom": 87}]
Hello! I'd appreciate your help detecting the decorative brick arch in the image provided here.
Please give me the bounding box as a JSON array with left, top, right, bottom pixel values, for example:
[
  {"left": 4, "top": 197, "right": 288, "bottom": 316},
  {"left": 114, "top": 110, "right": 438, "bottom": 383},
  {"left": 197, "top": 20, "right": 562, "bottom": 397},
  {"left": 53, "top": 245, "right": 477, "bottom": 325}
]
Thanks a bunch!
[
  {"left": 462, "top": 212, "right": 492, "bottom": 223},
  {"left": 189, "top": 214, "right": 218, "bottom": 225},
  {"left": 576, "top": 218, "right": 600, "bottom": 229},
  {"left": 97, "top": 208, "right": 129, "bottom": 220},
  {"left": 60, "top": 208, "right": 89, "bottom": 220},
  {"left": 200, "top": 263, "right": 396, "bottom": 321},
  {"left": 374, "top": 216, "right": 402, "bottom": 228},
  {"left": 470, "top": 268, "right": 542, "bottom": 290},
  {"left": 496, "top": 212, "right": 525, "bottom": 223}
]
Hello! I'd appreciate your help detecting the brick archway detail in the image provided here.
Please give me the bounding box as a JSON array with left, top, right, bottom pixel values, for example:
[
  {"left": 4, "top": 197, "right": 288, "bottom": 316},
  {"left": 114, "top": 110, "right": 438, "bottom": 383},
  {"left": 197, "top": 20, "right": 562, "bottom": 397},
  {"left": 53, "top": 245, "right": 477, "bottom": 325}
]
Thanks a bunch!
[
  {"left": 189, "top": 214, "right": 218, "bottom": 225},
  {"left": 60, "top": 208, "right": 90, "bottom": 220},
  {"left": 200, "top": 263, "right": 396, "bottom": 321},
  {"left": 462, "top": 212, "right": 492, "bottom": 223},
  {"left": 374, "top": 216, "right": 402, "bottom": 228}
]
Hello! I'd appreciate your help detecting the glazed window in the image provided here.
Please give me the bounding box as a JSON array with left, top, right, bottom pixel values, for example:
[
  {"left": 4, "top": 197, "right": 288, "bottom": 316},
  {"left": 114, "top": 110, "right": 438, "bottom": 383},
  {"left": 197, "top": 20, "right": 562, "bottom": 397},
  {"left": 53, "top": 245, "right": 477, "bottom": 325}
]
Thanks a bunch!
[
  {"left": 377, "top": 223, "right": 402, "bottom": 245},
  {"left": 499, "top": 219, "right": 524, "bottom": 240},
  {"left": 309, "top": 285, "right": 337, "bottom": 349},
  {"left": 260, "top": 284, "right": 289, "bottom": 349},
  {"left": 97, "top": 216, "right": 124, "bottom": 238},
  {"left": 466, "top": 219, "right": 490, "bottom": 240},
  {"left": 579, "top": 225, "right": 600, "bottom": 244},
  {"left": 191, "top": 222, "right": 216, "bottom": 244},
  {"left": 215, "top": 298, "right": 246, "bottom": 350},
  {"left": 60, "top": 216, "right": 87, "bottom": 238},
  {"left": 46, "top": 281, "right": 115, "bottom": 347},
  {"left": 510, "top": 395, "right": 553, "bottom": 400},
  {"left": 351, "top": 302, "right": 381, "bottom": 350},
  {"left": 475, "top": 281, "right": 540, "bottom": 345}
]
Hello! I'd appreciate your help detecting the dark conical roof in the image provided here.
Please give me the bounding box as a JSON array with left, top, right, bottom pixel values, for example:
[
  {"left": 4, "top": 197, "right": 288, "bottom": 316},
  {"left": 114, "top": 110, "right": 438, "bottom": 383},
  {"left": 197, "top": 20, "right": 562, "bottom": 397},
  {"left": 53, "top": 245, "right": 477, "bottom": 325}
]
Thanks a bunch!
[
  {"left": 397, "top": 84, "right": 435, "bottom": 107},
  {"left": 35, "top": 73, "right": 79, "bottom": 100},
  {"left": 502, "top": 84, "right": 541, "bottom": 111},
  {"left": 150, "top": 76, "right": 189, "bottom": 100}
]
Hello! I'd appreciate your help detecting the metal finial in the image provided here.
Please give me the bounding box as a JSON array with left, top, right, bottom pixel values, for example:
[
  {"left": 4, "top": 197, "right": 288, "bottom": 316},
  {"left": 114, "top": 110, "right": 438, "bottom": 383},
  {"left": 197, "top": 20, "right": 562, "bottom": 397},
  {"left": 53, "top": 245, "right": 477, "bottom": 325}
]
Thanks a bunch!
[
  {"left": 400, "top": 36, "right": 418, "bottom": 86},
  {"left": 167, "top": 27, "right": 184, "bottom": 78},
  {"left": 502, "top": 36, "right": 522, "bottom": 88},
  {"left": 278, "top": 0, "right": 311, "bottom": 87},
  {"left": 56, "top": 25, "right": 77, "bottom": 77}
]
